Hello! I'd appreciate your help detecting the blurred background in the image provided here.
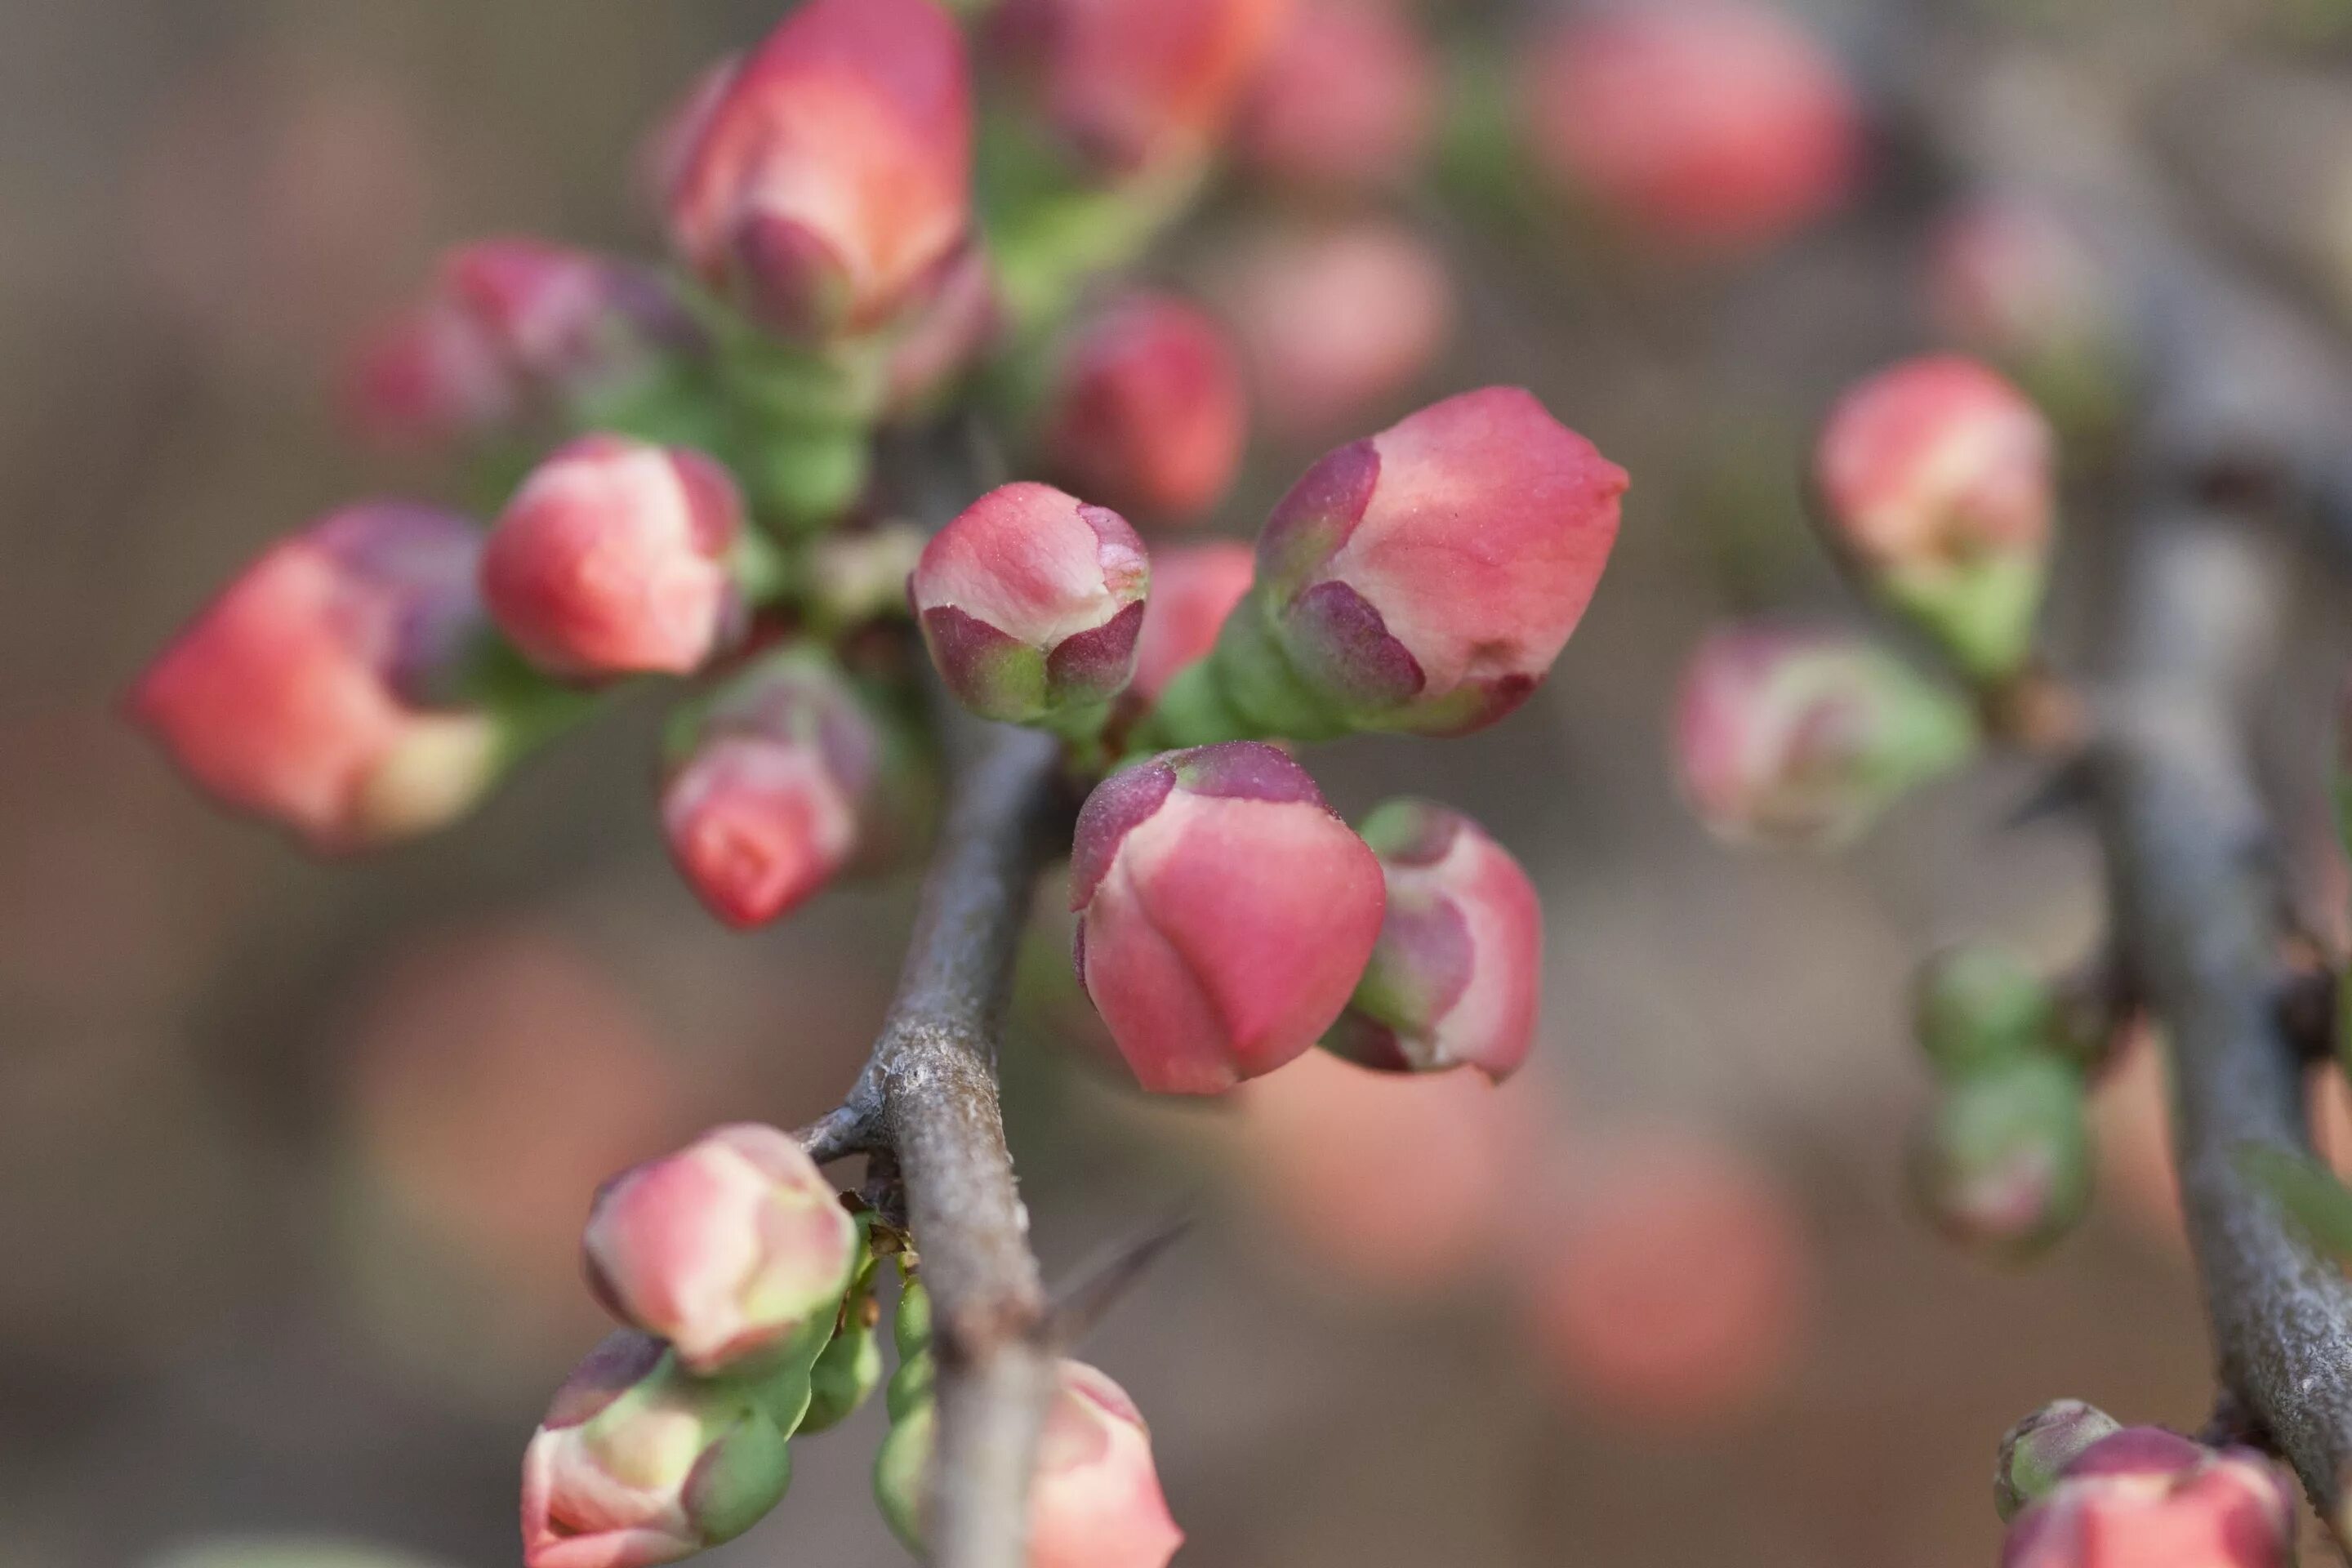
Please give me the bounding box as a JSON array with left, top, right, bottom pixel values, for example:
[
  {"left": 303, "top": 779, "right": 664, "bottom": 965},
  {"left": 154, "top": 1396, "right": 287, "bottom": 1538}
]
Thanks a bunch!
[{"left": 9, "top": 0, "right": 2351, "bottom": 1563}]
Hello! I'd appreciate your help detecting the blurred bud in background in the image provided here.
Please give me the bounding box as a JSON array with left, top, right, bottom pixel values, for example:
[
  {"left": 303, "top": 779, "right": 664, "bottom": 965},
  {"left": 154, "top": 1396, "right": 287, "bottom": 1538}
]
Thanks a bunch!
[
  {"left": 582, "top": 1124, "right": 858, "bottom": 1376},
  {"left": 1519, "top": 1130, "right": 1812, "bottom": 1426},
  {"left": 1039, "top": 292, "right": 1248, "bottom": 523},
  {"left": 1909, "top": 1055, "right": 2092, "bottom": 1259},
  {"left": 882, "top": 247, "right": 1005, "bottom": 416},
  {"left": 1521, "top": 0, "right": 1861, "bottom": 253},
  {"left": 1235, "top": 0, "right": 1436, "bottom": 194},
  {"left": 1325, "top": 800, "right": 1544, "bottom": 1082},
  {"left": 130, "top": 503, "right": 502, "bottom": 853},
  {"left": 912, "top": 482, "right": 1150, "bottom": 724},
  {"left": 1214, "top": 220, "right": 1455, "bottom": 442},
  {"left": 2000, "top": 1427, "right": 2298, "bottom": 1568},
  {"left": 1927, "top": 198, "right": 2126, "bottom": 430},
  {"left": 1125, "top": 541, "right": 1257, "bottom": 712},
  {"left": 1672, "top": 625, "right": 1978, "bottom": 849},
  {"left": 1071, "top": 743, "right": 1384, "bottom": 1092},
  {"left": 482, "top": 436, "right": 745, "bottom": 680},
  {"left": 1913, "top": 940, "right": 2060, "bottom": 1080},
  {"left": 1995, "top": 1400, "right": 2122, "bottom": 1521}
]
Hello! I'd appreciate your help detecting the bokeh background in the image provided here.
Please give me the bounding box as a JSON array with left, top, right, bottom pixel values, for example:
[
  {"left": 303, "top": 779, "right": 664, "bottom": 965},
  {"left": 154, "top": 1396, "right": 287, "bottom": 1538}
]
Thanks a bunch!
[{"left": 7, "top": 0, "right": 2347, "bottom": 1563}]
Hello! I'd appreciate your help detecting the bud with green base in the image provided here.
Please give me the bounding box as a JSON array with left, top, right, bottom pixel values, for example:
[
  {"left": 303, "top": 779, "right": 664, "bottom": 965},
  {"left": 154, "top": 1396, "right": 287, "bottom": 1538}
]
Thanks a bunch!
[
  {"left": 1914, "top": 941, "right": 2058, "bottom": 1080},
  {"left": 1909, "top": 1054, "right": 2093, "bottom": 1259},
  {"left": 1997, "top": 1400, "right": 2123, "bottom": 1522}
]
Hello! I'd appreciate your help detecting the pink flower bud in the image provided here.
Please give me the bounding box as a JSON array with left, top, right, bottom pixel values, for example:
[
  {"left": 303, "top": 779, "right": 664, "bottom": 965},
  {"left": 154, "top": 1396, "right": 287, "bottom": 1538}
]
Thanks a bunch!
[
  {"left": 911, "top": 482, "right": 1150, "bottom": 724},
  {"left": 1998, "top": 1401, "right": 2123, "bottom": 1521},
  {"left": 1928, "top": 201, "right": 2115, "bottom": 374},
  {"left": 1814, "top": 356, "right": 2056, "bottom": 679},
  {"left": 1041, "top": 293, "right": 1247, "bottom": 522},
  {"left": 1671, "top": 625, "right": 1976, "bottom": 848},
  {"left": 662, "top": 0, "right": 972, "bottom": 342},
  {"left": 482, "top": 436, "right": 745, "bottom": 679},
  {"left": 1071, "top": 742, "right": 1384, "bottom": 1093},
  {"left": 520, "top": 1330, "right": 797, "bottom": 1568},
  {"left": 1235, "top": 0, "right": 1436, "bottom": 191},
  {"left": 1522, "top": 0, "right": 1861, "bottom": 251},
  {"left": 1910, "top": 1055, "right": 2091, "bottom": 1258},
  {"left": 1128, "top": 541, "right": 1257, "bottom": 710},
  {"left": 1232, "top": 387, "right": 1626, "bottom": 737},
  {"left": 583, "top": 1124, "right": 858, "bottom": 1376},
  {"left": 131, "top": 503, "right": 501, "bottom": 853},
  {"left": 1218, "top": 220, "right": 1454, "bottom": 441},
  {"left": 346, "top": 238, "right": 696, "bottom": 452},
  {"left": 992, "top": 0, "right": 1296, "bottom": 176},
  {"left": 2003, "top": 1428, "right": 2298, "bottom": 1568},
  {"left": 662, "top": 652, "right": 897, "bottom": 929},
  {"left": 1325, "top": 800, "right": 1543, "bottom": 1080}
]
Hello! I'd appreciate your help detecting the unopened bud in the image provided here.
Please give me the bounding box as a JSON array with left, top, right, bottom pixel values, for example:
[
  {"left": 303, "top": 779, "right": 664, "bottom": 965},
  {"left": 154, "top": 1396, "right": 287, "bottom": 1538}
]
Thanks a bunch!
[
  {"left": 1072, "top": 743, "right": 1384, "bottom": 1094},
  {"left": 911, "top": 482, "right": 1149, "bottom": 726},
  {"left": 1909, "top": 1055, "right": 2091, "bottom": 1258},
  {"left": 131, "top": 503, "right": 504, "bottom": 853},
  {"left": 1325, "top": 800, "right": 1543, "bottom": 1081},
  {"left": 799, "top": 1241, "right": 885, "bottom": 1435},
  {"left": 1236, "top": 0, "right": 1435, "bottom": 192},
  {"left": 2003, "top": 1428, "right": 2297, "bottom": 1568},
  {"left": 1814, "top": 356, "right": 2057, "bottom": 681},
  {"left": 1040, "top": 292, "right": 1247, "bottom": 522},
  {"left": 1915, "top": 941, "right": 2057, "bottom": 1080},
  {"left": 1996, "top": 1400, "right": 2122, "bottom": 1521},
  {"left": 1928, "top": 199, "right": 2124, "bottom": 428},
  {"left": 1673, "top": 625, "right": 1978, "bottom": 849},
  {"left": 582, "top": 1124, "right": 859, "bottom": 1377},
  {"left": 520, "top": 1332, "right": 798, "bottom": 1568}
]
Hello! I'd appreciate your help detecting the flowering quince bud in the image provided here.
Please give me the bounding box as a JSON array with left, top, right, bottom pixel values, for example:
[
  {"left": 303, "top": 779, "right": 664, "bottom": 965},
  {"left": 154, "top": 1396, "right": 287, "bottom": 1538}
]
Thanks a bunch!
[
  {"left": 1929, "top": 201, "right": 2121, "bottom": 390},
  {"left": 1040, "top": 292, "right": 1247, "bottom": 522},
  {"left": 520, "top": 1331, "right": 798, "bottom": 1568},
  {"left": 2003, "top": 1428, "right": 2298, "bottom": 1568},
  {"left": 582, "top": 1123, "right": 859, "bottom": 1376},
  {"left": 482, "top": 435, "right": 746, "bottom": 680},
  {"left": 1814, "top": 356, "right": 2058, "bottom": 680},
  {"left": 131, "top": 503, "right": 504, "bottom": 853},
  {"left": 1672, "top": 625, "right": 1978, "bottom": 849},
  {"left": 662, "top": 0, "right": 972, "bottom": 343},
  {"left": 1158, "top": 388, "right": 1624, "bottom": 742},
  {"left": 1521, "top": 0, "right": 1862, "bottom": 252},
  {"left": 992, "top": 0, "right": 1296, "bottom": 176},
  {"left": 1071, "top": 742, "right": 1384, "bottom": 1093},
  {"left": 1909, "top": 1055, "right": 2092, "bottom": 1258},
  {"left": 346, "top": 238, "right": 696, "bottom": 452},
  {"left": 883, "top": 246, "right": 1004, "bottom": 417},
  {"left": 911, "top": 482, "right": 1150, "bottom": 725},
  {"left": 1236, "top": 0, "right": 1435, "bottom": 192},
  {"left": 662, "top": 650, "right": 910, "bottom": 929},
  {"left": 1127, "top": 541, "right": 1257, "bottom": 711},
  {"left": 875, "top": 1359, "right": 1183, "bottom": 1568},
  {"left": 1915, "top": 941, "right": 2058, "bottom": 1080},
  {"left": 1324, "top": 800, "right": 1543, "bottom": 1081},
  {"left": 1996, "top": 1400, "right": 2123, "bottom": 1521},
  {"left": 1216, "top": 220, "right": 1454, "bottom": 441}
]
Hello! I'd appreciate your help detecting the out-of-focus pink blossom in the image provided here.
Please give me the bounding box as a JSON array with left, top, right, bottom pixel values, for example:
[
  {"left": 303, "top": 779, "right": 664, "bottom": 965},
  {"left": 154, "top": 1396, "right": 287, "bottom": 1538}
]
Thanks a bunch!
[
  {"left": 131, "top": 503, "right": 499, "bottom": 853},
  {"left": 883, "top": 247, "right": 1004, "bottom": 416},
  {"left": 482, "top": 436, "right": 744, "bottom": 679},
  {"left": 582, "top": 1124, "right": 857, "bottom": 1375},
  {"left": 911, "top": 483, "right": 1150, "bottom": 724},
  {"left": 1522, "top": 0, "right": 1861, "bottom": 252},
  {"left": 2002, "top": 1428, "right": 2298, "bottom": 1568},
  {"left": 1071, "top": 743, "right": 1383, "bottom": 1094},
  {"left": 1235, "top": 0, "right": 1436, "bottom": 191},
  {"left": 993, "top": 0, "right": 1297, "bottom": 176},
  {"left": 1928, "top": 199, "right": 2115, "bottom": 372},
  {"left": 1219, "top": 220, "right": 1454, "bottom": 441},
  {"left": 1041, "top": 292, "right": 1248, "bottom": 522},
  {"left": 1326, "top": 800, "right": 1543, "bottom": 1081},
  {"left": 1128, "top": 541, "right": 1257, "bottom": 710},
  {"left": 663, "top": 0, "right": 972, "bottom": 341}
]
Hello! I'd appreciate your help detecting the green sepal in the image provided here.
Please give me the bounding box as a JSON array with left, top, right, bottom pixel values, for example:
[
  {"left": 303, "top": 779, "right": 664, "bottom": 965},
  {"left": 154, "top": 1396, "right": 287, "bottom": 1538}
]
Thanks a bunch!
[{"left": 1881, "top": 550, "right": 2050, "bottom": 688}]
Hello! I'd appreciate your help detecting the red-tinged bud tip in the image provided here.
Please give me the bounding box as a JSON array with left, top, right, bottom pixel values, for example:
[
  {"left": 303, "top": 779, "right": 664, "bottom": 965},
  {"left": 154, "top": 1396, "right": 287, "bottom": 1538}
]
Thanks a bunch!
[
  {"left": 1218, "top": 220, "right": 1454, "bottom": 441},
  {"left": 664, "top": 0, "right": 972, "bottom": 342},
  {"left": 345, "top": 239, "right": 693, "bottom": 452},
  {"left": 582, "top": 1124, "right": 858, "bottom": 1376},
  {"left": 1042, "top": 292, "right": 1248, "bottom": 522},
  {"left": 521, "top": 1331, "right": 797, "bottom": 1568},
  {"left": 1326, "top": 800, "right": 1544, "bottom": 1080},
  {"left": 1251, "top": 386, "right": 1626, "bottom": 737},
  {"left": 1128, "top": 541, "right": 1257, "bottom": 710},
  {"left": 912, "top": 482, "right": 1150, "bottom": 724},
  {"left": 1522, "top": 0, "right": 1862, "bottom": 252},
  {"left": 994, "top": 0, "right": 1297, "bottom": 176},
  {"left": 662, "top": 652, "right": 885, "bottom": 929},
  {"left": 1997, "top": 1401, "right": 2123, "bottom": 1521},
  {"left": 2003, "top": 1428, "right": 2298, "bottom": 1568},
  {"left": 1672, "top": 625, "right": 1978, "bottom": 849},
  {"left": 483, "top": 436, "right": 745, "bottom": 679},
  {"left": 131, "top": 503, "right": 501, "bottom": 853},
  {"left": 1909, "top": 1055, "right": 2091, "bottom": 1258},
  {"left": 1235, "top": 0, "right": 1437, "bottom": 192},
  {"left": 1072, "top": 742, "right": 1384, "bottom": 1094}
]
